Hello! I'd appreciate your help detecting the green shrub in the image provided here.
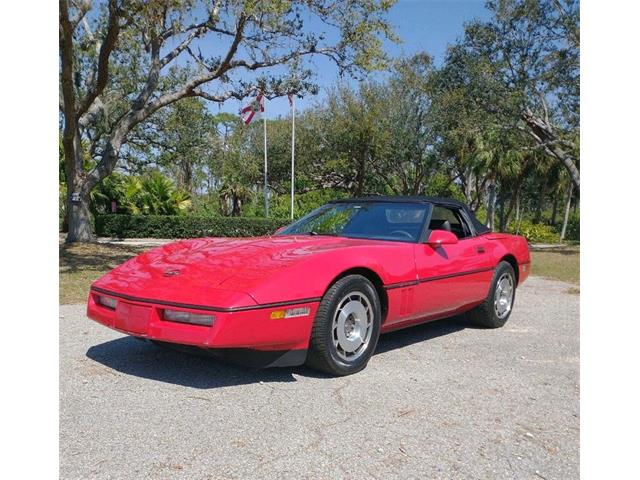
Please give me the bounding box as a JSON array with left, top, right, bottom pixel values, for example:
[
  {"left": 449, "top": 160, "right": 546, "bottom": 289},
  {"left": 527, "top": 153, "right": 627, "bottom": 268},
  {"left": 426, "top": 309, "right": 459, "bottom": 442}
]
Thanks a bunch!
[
  {"left": 95, "top": 215, "right": 290, "bottom": 239},
  {"left": 564, "top": 212, "right": 580, "bottom": 241},
  {"left": 507, "top": 220, "right": 560, "bottom": 243}
]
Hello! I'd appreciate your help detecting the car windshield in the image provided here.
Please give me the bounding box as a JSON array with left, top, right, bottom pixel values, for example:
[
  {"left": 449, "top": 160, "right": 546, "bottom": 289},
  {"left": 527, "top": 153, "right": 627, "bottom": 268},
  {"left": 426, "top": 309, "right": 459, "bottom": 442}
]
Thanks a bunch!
[{"left": 278, "top": 202, "right": 430, "bottom": 242}]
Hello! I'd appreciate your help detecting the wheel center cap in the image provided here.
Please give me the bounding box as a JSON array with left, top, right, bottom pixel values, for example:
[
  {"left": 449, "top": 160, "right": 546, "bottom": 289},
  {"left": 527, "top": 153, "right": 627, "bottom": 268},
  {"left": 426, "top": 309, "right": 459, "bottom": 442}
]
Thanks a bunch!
[{"left": 345, "top": 314, "right": 356, "bottom": 337}]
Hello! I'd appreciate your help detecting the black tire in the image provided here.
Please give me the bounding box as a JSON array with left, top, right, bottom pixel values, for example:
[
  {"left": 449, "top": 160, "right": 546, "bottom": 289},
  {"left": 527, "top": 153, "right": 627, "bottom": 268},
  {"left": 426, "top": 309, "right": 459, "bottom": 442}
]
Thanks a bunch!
[
  {"left": 306, "top": 275, "right": 382, "bottom": 376},
  {"left": 467, "top": 261, "right": 517, "bottom": 328}
]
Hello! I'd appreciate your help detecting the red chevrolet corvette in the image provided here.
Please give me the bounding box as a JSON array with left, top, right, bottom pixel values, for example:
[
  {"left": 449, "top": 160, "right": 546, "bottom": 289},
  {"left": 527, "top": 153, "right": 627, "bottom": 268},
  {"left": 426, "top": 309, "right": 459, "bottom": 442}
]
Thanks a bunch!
[{"left": 88, "top": 196, "right": 530, "bottom": 376}]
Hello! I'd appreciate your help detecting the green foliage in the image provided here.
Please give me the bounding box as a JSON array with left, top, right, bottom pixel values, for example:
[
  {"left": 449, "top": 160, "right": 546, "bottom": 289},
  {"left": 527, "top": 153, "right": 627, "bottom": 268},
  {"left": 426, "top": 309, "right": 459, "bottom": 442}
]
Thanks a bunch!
[
  {"left": 508, "top": 220, "right": 560, "bottom": 244},
  {"left": 566, "top": 215, "right": 579, "bottom": 241},
  {"left": 247, "top": 189, "right": 350, "bottom": 220},
  {"left": 189, "top": 193, "right": 223, "bottom": 217},
  {"left": 95, "top": 215, "right": 289, "bottom": 239},
  {"left": 140, "top": 97, "right": 218, "bottom": 194},
  {"left": 61, "top": 0, "right": 579, "bottom": 242},
  {"left": 131, "top": 171, "right": 191, "bottom": 215},
  {"left": 218, "top": 182, "right": 253, "bottom": 217},
  {"left": 91, "top": 171, "right": 191, "bottom": 216},
  {"left": 475, "top": 206, "right": 488, "bottom": 225},
  {"left": 423, "top": 173, "right": 466, "bottom": 200},
  {"left": 563, "top": 212, "right": 580, "bottom": 241},
  {"left": 61, "top": 0, "right": 399, "bottom": 241},
  {"left": 295, "top": 190, "right": 350, "bottom": 218}
]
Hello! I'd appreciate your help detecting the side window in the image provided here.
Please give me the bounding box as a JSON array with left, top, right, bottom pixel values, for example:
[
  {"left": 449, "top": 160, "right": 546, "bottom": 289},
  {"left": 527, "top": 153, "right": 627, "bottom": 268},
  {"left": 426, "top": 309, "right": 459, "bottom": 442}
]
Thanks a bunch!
[{"left": 429, "top": 206, "right": 472, "bottom": 239}]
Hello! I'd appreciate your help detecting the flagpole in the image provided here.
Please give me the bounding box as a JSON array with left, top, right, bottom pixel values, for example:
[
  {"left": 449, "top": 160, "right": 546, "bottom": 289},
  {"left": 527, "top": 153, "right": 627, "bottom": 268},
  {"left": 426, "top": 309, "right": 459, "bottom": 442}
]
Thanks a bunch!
[
  {"left": 263, "top": 96, "right": 268, "bottom": 218},
  {"left": 290, "top": 95, "right": 295, "bottom": 220}
]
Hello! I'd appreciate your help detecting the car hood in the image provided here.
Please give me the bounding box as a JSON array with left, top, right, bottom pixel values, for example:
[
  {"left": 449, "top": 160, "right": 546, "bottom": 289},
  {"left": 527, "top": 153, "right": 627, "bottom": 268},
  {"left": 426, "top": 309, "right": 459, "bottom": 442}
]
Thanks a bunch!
[{"left": 92, "top": 235, "right": 387, "bottom": 308}]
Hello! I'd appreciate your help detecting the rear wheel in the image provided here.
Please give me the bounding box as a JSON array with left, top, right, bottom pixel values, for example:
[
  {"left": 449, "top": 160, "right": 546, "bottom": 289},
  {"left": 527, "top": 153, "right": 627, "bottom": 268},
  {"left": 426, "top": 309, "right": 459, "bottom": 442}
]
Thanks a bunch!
[
  {"left": 306, "top": 275, "right": 381, "bottom": 376},
  {"left": 468, "top": 261, "right": 516, "bottom": 328}
]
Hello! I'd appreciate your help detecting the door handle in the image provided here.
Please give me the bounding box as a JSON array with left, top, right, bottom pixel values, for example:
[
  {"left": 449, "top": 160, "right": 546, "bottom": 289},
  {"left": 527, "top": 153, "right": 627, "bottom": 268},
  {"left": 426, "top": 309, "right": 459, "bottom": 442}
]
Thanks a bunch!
[{"left": 476, "top": 246, "right": 486, "bottom": 254}]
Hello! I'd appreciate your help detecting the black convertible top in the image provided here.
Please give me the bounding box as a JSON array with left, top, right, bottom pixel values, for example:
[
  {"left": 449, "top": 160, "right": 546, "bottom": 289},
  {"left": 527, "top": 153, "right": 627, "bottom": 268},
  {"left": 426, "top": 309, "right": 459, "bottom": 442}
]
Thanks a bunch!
[{"left": 329, "top": 195, "right": 491, "bottom": 235}]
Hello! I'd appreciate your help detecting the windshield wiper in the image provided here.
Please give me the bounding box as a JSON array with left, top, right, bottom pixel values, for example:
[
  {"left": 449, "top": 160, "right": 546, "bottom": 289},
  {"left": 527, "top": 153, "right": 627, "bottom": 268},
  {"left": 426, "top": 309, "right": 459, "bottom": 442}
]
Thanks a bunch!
[{"left": 308, "top": 231, "right": 338, "bottom": 236}]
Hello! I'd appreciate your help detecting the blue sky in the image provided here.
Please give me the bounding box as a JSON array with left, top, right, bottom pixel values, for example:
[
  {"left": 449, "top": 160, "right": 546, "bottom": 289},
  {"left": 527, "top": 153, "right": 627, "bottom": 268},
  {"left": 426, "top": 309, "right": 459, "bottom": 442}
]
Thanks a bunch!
[{"left": 210, "top": 0, "right": 491, "bottom": 119}]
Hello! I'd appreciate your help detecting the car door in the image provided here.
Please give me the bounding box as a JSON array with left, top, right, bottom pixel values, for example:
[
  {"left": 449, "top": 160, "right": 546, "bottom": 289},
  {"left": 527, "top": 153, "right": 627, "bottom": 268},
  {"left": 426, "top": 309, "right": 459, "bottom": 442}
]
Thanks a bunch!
[{"left": 412, "top": 205, "right": 495, "bottom": 318}]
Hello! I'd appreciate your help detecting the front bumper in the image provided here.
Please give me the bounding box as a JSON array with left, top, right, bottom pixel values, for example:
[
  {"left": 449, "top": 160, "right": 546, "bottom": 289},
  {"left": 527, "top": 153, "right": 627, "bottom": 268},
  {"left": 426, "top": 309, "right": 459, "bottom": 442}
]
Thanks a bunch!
[{"left": 87, "top": 289, "right": 319, "bottom": 367}]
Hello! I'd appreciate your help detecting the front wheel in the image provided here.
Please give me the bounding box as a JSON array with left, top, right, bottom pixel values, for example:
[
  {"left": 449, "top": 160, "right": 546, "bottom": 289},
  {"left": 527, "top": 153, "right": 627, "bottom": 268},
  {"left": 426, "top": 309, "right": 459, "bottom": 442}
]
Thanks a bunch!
[
  {"left": 467, "top": 261, "right": 516, "bottom": 328},
  {"left": 306, "top": 275, "right": 382, "bottom": 376}
]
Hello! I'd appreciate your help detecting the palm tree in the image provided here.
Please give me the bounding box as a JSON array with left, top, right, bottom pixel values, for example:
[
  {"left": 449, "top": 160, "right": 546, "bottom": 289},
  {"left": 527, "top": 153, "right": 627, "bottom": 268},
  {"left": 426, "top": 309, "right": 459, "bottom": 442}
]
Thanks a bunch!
[
  {"left": 90, "top": 173, "right": 127, "bottom": 214},
  {"left": 120, "top": 171, "right": 191, "bottom": 215},
  {"left": 219, "top": 182, "right": 252, "bottom": 217},
  {"left": 473, "top": 128, "right": 525, "bottom": 230}
]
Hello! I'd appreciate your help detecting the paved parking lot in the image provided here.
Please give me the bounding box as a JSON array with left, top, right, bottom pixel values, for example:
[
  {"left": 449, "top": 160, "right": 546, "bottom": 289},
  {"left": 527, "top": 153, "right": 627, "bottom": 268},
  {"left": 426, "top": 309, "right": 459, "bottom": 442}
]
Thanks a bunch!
[{"left": 60, "top": 276, "right": 579, "bottom": 479}]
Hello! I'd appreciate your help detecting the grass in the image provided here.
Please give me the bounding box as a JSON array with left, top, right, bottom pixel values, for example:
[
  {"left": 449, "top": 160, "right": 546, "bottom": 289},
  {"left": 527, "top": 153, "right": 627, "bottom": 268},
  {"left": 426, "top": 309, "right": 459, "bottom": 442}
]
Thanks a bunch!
[
  {"left": 530, "top": 246, "right": 580, "bottom": 287},
  {"left": 59, "top": 239, "right": 580, "bottom": 304},
  {"left": 60, "top": 241, "right": 148, "bottom": 304}
]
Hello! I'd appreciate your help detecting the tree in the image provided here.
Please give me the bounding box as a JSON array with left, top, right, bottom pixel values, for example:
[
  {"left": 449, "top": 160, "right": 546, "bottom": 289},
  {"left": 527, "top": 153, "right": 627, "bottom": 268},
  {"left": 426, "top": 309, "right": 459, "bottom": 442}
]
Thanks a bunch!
[
  {"left": 302, "top": 80, "right": 416, "bottom": 197},
  {"left": 60, "top": 0, "right": 398, "bottom": 242},
  {"left": 219, "top": 182, "right": 252, "bottom": 216},
  {"left": 243, "top": 117, "right": 298, "bottom": 195},
  {"left": 429, "top": 45, "right": 507, "bottom": 212},
  {"left": 458, "top": 0, "right": 580, "bottom": 189},
  {"left": 88, "top": 170, "right": 191, "bottom": 215},
  {"left": 375, "top": 54, "right": 438, "bottom": 195},
  {"left": 426, "top": 0, "right": 579, "bottom": 229},
  {"left": 124, "top": 171, "right": 191, "bottom": 215},
  {"left": 153, "top": 97, "right": 217, "bottom": 195}
]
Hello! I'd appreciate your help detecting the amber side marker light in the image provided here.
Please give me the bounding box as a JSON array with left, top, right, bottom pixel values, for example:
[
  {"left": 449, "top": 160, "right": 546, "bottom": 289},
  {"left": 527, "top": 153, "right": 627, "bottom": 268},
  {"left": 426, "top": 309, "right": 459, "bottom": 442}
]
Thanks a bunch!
[
  {"left": 270, "top": 307, "right": 311, "bottom": 320},
  {"left": 163, "top": 309, "right": 215, "bottom": 327}
]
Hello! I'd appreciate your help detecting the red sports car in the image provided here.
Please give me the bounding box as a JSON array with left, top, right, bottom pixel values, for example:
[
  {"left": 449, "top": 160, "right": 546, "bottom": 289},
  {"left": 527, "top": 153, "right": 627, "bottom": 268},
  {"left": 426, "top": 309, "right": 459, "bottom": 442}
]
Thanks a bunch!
[{"left": 87, "top": 196, "right": 530, "bottom": 376}]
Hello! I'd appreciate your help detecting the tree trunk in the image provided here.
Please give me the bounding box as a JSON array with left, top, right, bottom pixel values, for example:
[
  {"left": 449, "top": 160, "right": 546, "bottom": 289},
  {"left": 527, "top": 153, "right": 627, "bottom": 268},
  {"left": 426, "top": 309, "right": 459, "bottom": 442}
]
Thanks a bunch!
[
  {"left": 515, "top": 195, "right": 521, "bottom": 234},
  {"left": 66, "top": 190, "right": 94, "bottom": 242},
  {"left": 560, "top": 183, "right": 574, "bottom": 241},
  {"left": 534, "top": 177, "right": 549, "bottom": 224},
  {"left": 498, "top": 195, "right": 506, "bottom": 232},
  {"left": 462, "top": 166, "right": 475, "bottom": 207},
  {"left": 63, "top": 121, "right": 97, "bottom": 242},
  {"left": 503, "top": 172, "right": 526, "bottom": 230},
  {"left": 231, "top": 192, "right": 242, "bottom": 216},
  {"left": 181, "top": 159, "right": 193, "bottom": 195},
  {"left": 550, "top": 184, "right": 560, "bottom": 226},
  {"left": 61, "top": 204, "right": 70, "bottom": 233},
  {"left": 354, "top": 150, "right": 367, "bottom": 197},
  {"left": 486, "top": 179, "right": 496, "bottom": 230}
]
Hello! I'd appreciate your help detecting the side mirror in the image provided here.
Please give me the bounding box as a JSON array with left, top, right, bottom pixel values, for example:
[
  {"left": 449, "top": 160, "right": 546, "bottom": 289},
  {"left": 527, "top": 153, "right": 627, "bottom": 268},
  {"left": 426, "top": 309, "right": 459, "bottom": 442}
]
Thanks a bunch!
[{"left": 426, "top": 229, "right": 458, "bottom": 247}]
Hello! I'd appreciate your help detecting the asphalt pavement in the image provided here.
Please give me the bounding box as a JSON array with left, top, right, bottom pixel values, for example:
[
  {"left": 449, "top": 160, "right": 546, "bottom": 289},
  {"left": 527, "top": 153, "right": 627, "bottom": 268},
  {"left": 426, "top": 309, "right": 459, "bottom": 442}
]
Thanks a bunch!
[{"left": 60, "top": 275, "right": 579, "bottom": 479}]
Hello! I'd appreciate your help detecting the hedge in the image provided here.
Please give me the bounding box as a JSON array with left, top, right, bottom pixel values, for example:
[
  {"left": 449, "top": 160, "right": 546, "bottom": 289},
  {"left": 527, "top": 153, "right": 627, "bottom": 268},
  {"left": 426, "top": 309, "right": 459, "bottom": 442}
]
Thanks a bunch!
[
  {"left": 507, "top": 220, "right": 560, "bottom": 244},
  {"left": 95, "top": 215, "right": 290, "bottom": 239}
]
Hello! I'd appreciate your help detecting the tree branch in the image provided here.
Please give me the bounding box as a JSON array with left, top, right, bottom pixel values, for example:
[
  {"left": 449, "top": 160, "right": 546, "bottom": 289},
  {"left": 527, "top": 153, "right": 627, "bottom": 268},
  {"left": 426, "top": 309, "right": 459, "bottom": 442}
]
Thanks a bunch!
[
  {"left": 69, "top": 0, "right": 91, "bottom": 31},
  {"left": 160, "top": 24, "right": 208, "bottom": 68},
  {"left": 191, "top": 87, "right": 257, "bottom": 102},
  {"left": 76, "top": 0, "right": 122, "bottom": 118},
  {"left": 521, "top": 108, "right": 580, "bottom": 188},
  {"left": 59, "top": 0, "right": 79, "bottom": 172}
]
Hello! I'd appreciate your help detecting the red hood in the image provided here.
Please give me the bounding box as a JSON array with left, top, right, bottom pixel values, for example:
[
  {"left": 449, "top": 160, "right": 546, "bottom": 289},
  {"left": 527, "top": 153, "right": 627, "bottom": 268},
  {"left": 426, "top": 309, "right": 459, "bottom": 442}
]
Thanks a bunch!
[{"left": 92, "top": 235, "right": 390, "bottom": 308}]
